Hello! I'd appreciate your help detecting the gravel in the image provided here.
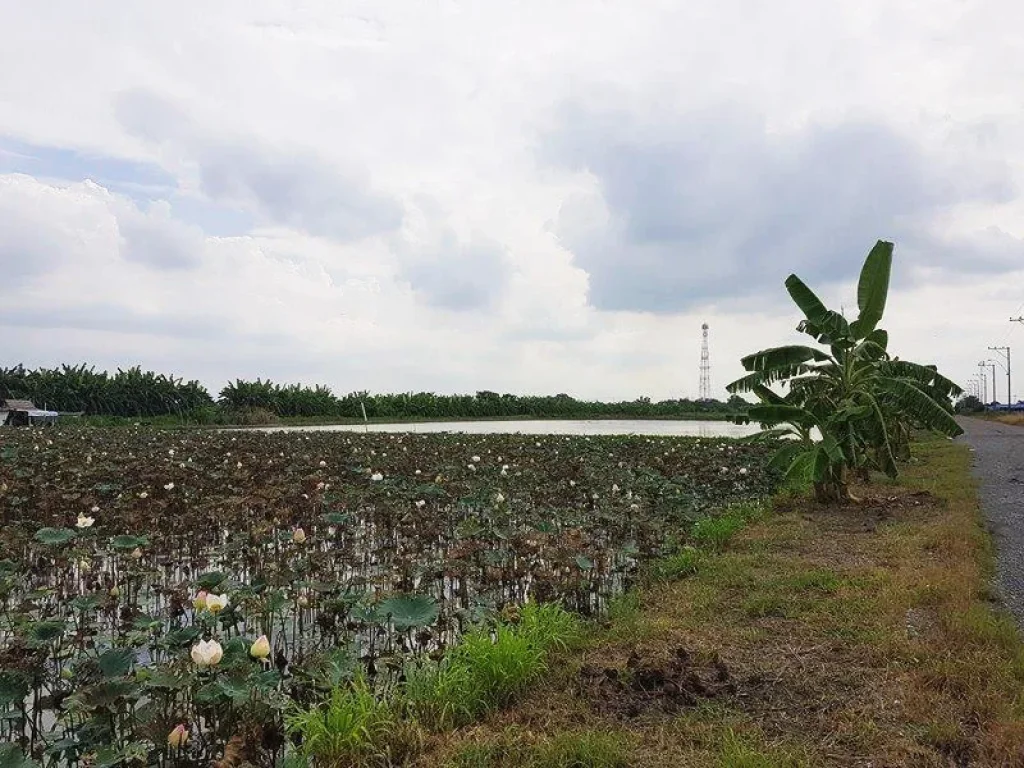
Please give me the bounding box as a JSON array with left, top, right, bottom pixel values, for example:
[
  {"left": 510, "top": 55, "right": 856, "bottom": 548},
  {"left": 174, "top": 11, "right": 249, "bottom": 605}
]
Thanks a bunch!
[{"left": 957, "top": 417, "right": 1024, "bottom": 623}]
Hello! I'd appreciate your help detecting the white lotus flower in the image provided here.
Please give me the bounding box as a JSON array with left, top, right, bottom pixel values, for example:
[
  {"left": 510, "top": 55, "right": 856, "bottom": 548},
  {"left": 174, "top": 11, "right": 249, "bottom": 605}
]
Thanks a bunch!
[
  {"left": 138, "top": 491, "right": 148, "bottom": 499},
  {"left": 467, "top": 464, "right": 476, "bottom": 471},
  {"left": 293, "top": 528, "right": 307, "bottom": 544},
  {"left": 76, "top": 513, "right": 95, "bottom": 529},
  {"left": 164, "top": 482, "right": 175, "bottom": 491},
  {"left": 494, "top": 492, "right": 505, "bottom": 504},
  {"left": 319, "top": 460, "right": 327, "bottom": 467},
  {"left": 371, "top": 472, "right": 384, "bottom": 481},
  {"left": 611, "top": 484, "right": 620, "bottom": 493},
  {"left": 415, "top": 499, "right": 426, "bottom": 509},
  {"left": 471, "top": 455, "right": 481, "bottom": 463},
  {"left": 739, "top": 467, "right": 748, "bottom": 475},
  {"left": 415, "top": 469, "right": 422, "bottom": 475},
  {"left": 206, "top": 593, "right": 229, "bottom": 613},
  {"left": 191, "top": 639, "right": 224, "bottom": 668},
  {"left": 90, "top": 505, "right": 100, "bottom": 514}
]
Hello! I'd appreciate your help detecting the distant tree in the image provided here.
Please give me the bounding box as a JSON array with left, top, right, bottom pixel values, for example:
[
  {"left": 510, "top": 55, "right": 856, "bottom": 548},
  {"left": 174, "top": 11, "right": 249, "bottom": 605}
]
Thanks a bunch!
[{"left": 954, "top": 394, "right": 984, "bottom": 414}]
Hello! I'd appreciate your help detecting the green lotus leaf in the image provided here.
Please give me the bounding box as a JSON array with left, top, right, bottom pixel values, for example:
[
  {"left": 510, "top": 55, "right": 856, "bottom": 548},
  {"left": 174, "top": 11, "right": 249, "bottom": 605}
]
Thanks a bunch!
[
  {"left": 33, "top": 528, "right": 77, "bottom": 546},
  {"left": 98, "top": 648, "right": 133, "bottom": 678},
  {"left": 378, "top": 594, "right": 439, "bottom": 631},
  {"left": 0, "top": 744, "right": 40, "bottom": 768},
  {"left": 196, "top": 571, "right": 228, "bottom": 590},
  {"left": 574, "top": 555, "right": 595, "bottom": 571},
  {"left": 26, "top": 621, "right": 65, "bottom": 646},
  {"left": 0, "top": 671, "right": 30, "bottom": 707}
]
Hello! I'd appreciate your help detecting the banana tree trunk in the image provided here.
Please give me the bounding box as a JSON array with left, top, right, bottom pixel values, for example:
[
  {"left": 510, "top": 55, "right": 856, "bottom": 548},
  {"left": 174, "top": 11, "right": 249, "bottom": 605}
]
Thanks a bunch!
[{"left": 813, "top": 465, "right": 852, "bottom": 503}]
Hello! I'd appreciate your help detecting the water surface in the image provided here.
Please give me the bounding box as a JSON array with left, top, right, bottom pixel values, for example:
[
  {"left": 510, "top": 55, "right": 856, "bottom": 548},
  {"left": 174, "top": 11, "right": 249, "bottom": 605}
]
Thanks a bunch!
[{"left": 259, "top": 419, "right": 760, "bottom": 437}]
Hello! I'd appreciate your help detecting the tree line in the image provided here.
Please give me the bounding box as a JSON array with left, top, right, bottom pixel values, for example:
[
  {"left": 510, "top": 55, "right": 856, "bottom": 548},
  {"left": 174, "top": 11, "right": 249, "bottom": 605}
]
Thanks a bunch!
[{"left": 0, "top": 365, "right": 746, "bottom": 421}]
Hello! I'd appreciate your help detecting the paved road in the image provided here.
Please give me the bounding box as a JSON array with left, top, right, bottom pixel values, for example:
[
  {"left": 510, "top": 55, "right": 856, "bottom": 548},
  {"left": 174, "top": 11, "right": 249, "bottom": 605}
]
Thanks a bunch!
[{"left": 957, "top": 417, "right": 1024, "bottom": 623}]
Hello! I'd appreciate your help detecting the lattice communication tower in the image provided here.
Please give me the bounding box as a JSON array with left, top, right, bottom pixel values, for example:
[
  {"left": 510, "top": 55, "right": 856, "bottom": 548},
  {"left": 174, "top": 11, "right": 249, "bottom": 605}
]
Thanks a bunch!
[{"left": 699, "top": 322, "right": 711, "bottom": 401}]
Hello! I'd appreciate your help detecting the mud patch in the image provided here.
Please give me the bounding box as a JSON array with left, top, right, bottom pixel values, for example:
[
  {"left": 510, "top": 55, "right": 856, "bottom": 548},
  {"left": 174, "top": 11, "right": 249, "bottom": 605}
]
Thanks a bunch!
[{"left": 578, "top": 646, "right": 736, "bottom": 718}]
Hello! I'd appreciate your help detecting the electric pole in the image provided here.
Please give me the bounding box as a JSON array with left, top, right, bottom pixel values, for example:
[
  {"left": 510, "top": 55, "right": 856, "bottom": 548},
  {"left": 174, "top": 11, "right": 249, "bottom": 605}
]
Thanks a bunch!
[
  {"left": 1010, "top": 315, "right": 1024, "bottom": 405},
  {"left": 978, "top": 361, "right": 988, "bottom": 403},
  {"left": 989, "top": 345, "right": 1011, "bottom": 408}
]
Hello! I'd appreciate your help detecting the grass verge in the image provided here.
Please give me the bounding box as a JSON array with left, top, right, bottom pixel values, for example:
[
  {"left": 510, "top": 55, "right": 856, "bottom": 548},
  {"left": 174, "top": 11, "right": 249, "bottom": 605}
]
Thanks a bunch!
[
  {"left": 987, "top": 413, "right": 1024, "bottom": 427},
  {"left": 424, "top": 436, "right": 1024, "bottom": 766}
]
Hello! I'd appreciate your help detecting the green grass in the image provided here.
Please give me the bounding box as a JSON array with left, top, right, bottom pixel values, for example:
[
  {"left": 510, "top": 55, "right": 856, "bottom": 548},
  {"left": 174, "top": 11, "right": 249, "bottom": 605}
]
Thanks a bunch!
[
  {"left": 692, "top": 501, "right": 765, "bottom": 551},
  {"left": 403, "top": 655, "right": 482, "bottom": 730},
  {"left": 404, "top": 603, "right": 579, "bottom": 730},
  {"left": 445, "top": 729, "right": 631, "bottom": 768},
  {"left": 715, "top": 731, "right": 810, "bottom": 768},
  {"left": 285, "top": 676, "right": 398, "bottom": 767},
  {"left": 451, "top": 623, "right": 546, "bottom": 706},
  {"left": 288, "top": 604, "right": 581, "bottom": 759},
  {"left": 692, "top": 515, "right": 747, "bottom": 551},
  {"left": 650, "top": 547, "right": 704, "bottom": 580},
  {"left": 516, "top": 601, "right": 585, "bottom": 652}
]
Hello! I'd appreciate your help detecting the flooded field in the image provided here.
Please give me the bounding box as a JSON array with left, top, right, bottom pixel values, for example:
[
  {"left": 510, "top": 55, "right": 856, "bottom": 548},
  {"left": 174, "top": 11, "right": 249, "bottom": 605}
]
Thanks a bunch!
[{"left": 0, "top": 427, "right": 776, "bottom": 765}]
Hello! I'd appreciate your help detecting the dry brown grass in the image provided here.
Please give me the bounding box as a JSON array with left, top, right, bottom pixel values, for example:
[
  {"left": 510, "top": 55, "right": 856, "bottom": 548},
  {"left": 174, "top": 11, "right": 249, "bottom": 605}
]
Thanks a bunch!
[
  {"left": 991, "top": 413, "right": 1024, "bottom": 427},
  {"left": 425, "top": 438, "right": 1024, "bottom": 768}
]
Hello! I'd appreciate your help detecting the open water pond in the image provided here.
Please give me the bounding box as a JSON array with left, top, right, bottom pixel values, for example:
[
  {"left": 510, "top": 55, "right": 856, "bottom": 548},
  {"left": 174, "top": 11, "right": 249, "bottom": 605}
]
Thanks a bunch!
[{"left": 257, "top": 419, "right": 761, "bottom": 437}]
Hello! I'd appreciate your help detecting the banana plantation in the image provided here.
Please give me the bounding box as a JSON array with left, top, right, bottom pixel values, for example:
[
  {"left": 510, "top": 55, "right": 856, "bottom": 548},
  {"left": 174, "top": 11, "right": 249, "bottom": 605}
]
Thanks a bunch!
[
  {"left": 217, "top": 381, "right": 745, "bottom": 421},
  {"left": 0, "top": 366, "right": 212, "bottom": 418},
  {"left": 0, "top": 366, "right": 745, "bottom": 422}
]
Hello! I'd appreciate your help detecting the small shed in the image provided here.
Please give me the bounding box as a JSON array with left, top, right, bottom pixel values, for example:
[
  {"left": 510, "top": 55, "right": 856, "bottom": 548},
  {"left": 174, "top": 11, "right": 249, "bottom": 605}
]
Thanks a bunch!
[{"left": 0, "top": 399, "right": 59, "bottom": 426}]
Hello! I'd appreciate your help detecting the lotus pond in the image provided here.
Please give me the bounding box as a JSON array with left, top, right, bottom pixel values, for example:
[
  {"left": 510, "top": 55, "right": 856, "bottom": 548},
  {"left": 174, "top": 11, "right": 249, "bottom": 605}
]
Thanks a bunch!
[{"left": 0, "top": 427, "right": 777, "bottom": 766}]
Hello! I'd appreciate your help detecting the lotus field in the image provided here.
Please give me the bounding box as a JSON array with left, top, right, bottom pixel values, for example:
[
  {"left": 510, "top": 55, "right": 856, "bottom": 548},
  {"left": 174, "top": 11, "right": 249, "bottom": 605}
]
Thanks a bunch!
[{"left": 0, "top": 427, "right": 775, "bottom": 766}]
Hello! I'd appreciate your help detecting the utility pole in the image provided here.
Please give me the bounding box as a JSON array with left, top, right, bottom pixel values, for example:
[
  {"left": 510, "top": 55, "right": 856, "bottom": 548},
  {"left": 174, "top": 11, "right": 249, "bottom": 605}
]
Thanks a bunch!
[
  {"left": 978, "top": 362, "right": 988, "bottom": 403},
  {"left": 989, "top": 345, "right": 1011, "bottom": 408},
  {"left": 1010, "top": 316, "right": 1024, "bottom": 405}
]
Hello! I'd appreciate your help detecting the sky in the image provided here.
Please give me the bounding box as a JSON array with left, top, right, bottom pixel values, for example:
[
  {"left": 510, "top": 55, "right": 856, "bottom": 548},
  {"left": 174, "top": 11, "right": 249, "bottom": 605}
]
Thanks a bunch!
[{"left": 2, "top": 1, "right": 1023, "bottom": 402}]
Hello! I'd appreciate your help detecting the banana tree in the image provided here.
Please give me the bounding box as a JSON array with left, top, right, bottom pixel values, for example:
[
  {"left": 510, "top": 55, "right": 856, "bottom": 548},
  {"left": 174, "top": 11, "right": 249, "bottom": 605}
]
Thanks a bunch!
[{"left": 728, "top": 240, "right": 963, "bottom": 502}]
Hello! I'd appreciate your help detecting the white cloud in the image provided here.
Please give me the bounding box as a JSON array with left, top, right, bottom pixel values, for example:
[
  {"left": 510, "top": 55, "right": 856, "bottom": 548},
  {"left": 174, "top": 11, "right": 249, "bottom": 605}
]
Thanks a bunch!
[{"left": 0, "top": 1, "right": 1023, "bottom": 401}]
